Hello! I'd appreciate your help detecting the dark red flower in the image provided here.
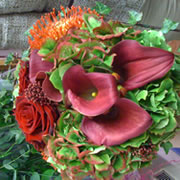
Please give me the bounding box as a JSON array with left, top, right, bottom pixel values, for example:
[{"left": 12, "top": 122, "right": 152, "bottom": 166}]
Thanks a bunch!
[
  {"left": 62, "top": 65, "right": 118, "bottom": 116},
  {"left": 36, "top": 72, "right": 62, "bottom": 102},
  {"left": 81, "top": 98, "right": 152, "bottom": 146},
  {"left": 19, "top": 61, "right": 29, "bottom": 94},
  {"left": 110, "top": 40, "right": 174, "bottom": 90},
  {"left": 29, "top": 50, "right": 54, "bottom": 83},
  {"left": 14, "top": 95, "right": 59, "bottom": 151}
]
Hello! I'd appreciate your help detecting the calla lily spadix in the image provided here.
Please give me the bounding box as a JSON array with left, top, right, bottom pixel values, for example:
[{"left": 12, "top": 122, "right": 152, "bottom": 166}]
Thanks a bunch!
[
  {"left": 111, "top": 40, "right": 174, "bottom": 90},
  {"left": 81, "top": 98, "right": 152, "bottom": 146},
  {"left": 62, "top": 65, "right": 118, "bottom": 116}
]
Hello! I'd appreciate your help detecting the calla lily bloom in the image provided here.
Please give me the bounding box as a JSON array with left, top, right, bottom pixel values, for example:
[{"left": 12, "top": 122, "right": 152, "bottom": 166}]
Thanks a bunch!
[
  {"left": 81, "top": 98, "right": 152, "bottom": 146},
  {"left": 62, "top": 65, "right": 118, "bottom": 116},
  {"left": 29, "top": 50, "right": 54, "bottom": 83},
  {"left": 36, "top": 72, "right": 62, "bottom": 102},
  {"left": 111, "top": 40, "right": 174, "bottom": 90}
]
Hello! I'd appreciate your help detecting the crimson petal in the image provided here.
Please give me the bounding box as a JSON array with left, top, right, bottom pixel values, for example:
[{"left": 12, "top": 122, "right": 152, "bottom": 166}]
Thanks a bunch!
[
  {"left": 29, "top": 50, "right": 54, "bottom": 83},
  {"left": 63, "top": 65, "right": 118, "bottom": 116},
  {"left": 81, "top": 98, "right": 152, "bottom": 146},
  {"left": 111, "top": 40, "right": 174, "bottom": 90},
  {"left": 36, "top": 72, "right": 62, "bottom": 102}
]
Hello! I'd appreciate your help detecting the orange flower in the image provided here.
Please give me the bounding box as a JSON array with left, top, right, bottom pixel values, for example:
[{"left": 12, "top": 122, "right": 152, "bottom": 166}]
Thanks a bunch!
[{"left": 28, "top": 6, "right": 100, "bottom": 49}]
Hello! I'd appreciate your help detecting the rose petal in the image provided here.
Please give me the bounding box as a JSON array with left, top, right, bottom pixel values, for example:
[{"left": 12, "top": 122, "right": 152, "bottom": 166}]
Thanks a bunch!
[
  {"left": 29, "top": 50, "right": 54, "bottom": 83},
  {"left": 111, "top": 40, "right": 174, "bottom": 90},
  {"left": 63, "top": 65, "right": 118, "bottom": 116},
  {"left": 81, "top": 98, "right": 152, "bottom": 146}
]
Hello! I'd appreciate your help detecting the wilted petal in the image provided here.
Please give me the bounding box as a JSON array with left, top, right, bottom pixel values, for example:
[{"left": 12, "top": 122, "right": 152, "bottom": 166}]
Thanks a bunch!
[
  {"left": 111, "top": 40, "right": 174, "bottom": 90},
  {"left": 36, "top": 72, "right": 62, "bottom": 102},
  {"left": 63, "top": 65, "right": 118, "bottom": 116},
  {"left": 29, "top": 50, "right": 54, "bottom": 83},
  {"left": 81, "top": 98, "right": 152, "bottom": 146}
]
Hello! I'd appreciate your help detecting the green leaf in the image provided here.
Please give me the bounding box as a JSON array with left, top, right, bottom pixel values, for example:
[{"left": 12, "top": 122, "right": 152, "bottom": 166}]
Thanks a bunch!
[
  {"left": 93, "top": 2, "right": 111, "bottom": 15},
  {"left": 113, "top": 156, "right": 124, "bottom": 171},
  {"left": 104, "top": 55, "right": 114, "bottom": 67},
  {"left": 38, "top": 39, "right": 56, "bottom": 56},
  {"left": 21, "top": 50, "right": 30, "bottom": 61},
  {"left": 160, "top": 141, "right": 173, "bottom": 154},
  {"left": 3, "top": 160, "right": 14, "bottom": 170},
  {"left": 99, "top": 154, "right": 110, "bottom": 165},
  {"left": 128, "top": 10, "right": 143, "bottom": 25},
  {"left": 83, "top": 14, "right": 101, "bottom": 33},
  {"left": 136, "top": 90, "right": 148, "bottom": 101},
  {"left": 95, "top": 163, "right": 109, "bottom": 171},
  {"left": 151, "top": 113, "right": 167, "bottom": 124},
  {"left": 13, "top": 170, "right": 17, "bottom": 180},
  {"left": 30, "top": 172, "right": 40, "bottom": 180},
  {"left": 156, "top": 118, "right": 169, "bottom": 129},
  {"left": 89, "top": 146, "right": 106, "bottom": 154},
  {"left": 59, "top": 62, "right": 74, "bottom": 79},
  {"left": 42, "top": 169, "right": 55, "bottom": 180},
  {"left": 161, "top": 19, "right": 179, "bottom": 34},
  {"left": 5, "top": 53, "right": 14, "bottom": 65},
  {"left": 125, "top": 91, "right": 139, "bottom": 104},
  {"left": 49, "top": 69, "right": 63, "bottom": 93},
  {"left": 177, "top": 47, "right": 180, "bottom": 53},
  {"left": 58, "top": 147, "right": 77, "bottom": 159},
  {"left": 158, "top": 79, "right": 173, "bottom": 92},
  {"left": 121, "top": 133, "right": 148, "bottom": 148},
  {"left": 138, "top": 30, "right": 171, "bottom": 51}
]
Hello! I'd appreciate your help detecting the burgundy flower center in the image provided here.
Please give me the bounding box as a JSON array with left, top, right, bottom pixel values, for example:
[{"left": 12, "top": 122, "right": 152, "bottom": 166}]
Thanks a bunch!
[
  {"left": 25, "top": 81, "right": 52, "bottom": 106},
  {"left": 132, "top": 143, "right": 156, "bottom": 158}
]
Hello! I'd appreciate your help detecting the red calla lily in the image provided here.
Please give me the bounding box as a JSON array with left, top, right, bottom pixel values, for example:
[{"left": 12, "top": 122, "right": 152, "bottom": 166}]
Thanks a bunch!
[
  {"left": 29, "top": 50, "right": 54, "bottom": 83},
  {"left": 111, "top": 40, "right": 174, "bottom": 90},
  {"left": 62, "top": 65, "right": 118, "bottom": 116},
  {"left": 81, "top": 98, "right": 152, "bottom": 146},
  {"left": 36, "top": 72, "right": 62, "bottom": 102}
]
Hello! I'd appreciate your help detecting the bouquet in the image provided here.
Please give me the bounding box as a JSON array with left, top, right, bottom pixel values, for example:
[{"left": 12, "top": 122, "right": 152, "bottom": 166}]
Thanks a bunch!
[{"left": 13, "top": 6, "right": 180, "bottom": 180}]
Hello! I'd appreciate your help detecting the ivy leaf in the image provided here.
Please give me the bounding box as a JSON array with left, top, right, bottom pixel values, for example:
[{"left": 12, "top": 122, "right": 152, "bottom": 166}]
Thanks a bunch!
[
  {"left": 5, "top": 53, "right": 14, "bottom": 65},
  {"left": 161, "top": 19, "right": 179, "bottom": 34},
  {"left": 93, "top": 2, "right": 111, "bottom": 15},
  {"left": 160, "top": 141, "right": 173, "bottom": 154},
  {"left": 128, "top": 10, "right": 143, "bottom": 25}
]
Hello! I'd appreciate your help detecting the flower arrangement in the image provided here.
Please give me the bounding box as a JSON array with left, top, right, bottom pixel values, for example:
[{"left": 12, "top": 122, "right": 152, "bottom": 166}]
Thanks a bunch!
[{"left": 13, "top": 6, "right": 180, "bottom": 180}]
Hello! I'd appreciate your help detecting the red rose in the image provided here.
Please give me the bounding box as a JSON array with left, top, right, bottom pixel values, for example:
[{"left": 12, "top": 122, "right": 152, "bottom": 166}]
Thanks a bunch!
[
  {"left": 19, "top": 61, "right": 29, "bottom": 95},
  {"left": 14, "top": 95, "right": 59, "bottom": 151}
]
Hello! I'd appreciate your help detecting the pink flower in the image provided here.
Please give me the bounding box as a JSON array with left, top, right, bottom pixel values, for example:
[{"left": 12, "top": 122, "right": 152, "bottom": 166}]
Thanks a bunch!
[{"left": 62, "top": 65, "right": 118, "bottom": 116}]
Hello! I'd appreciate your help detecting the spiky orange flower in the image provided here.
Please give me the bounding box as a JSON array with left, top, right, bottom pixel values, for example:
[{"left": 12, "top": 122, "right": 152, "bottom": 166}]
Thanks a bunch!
[{"left": 28, "top": 6, "right": 100, "bottom": 49}]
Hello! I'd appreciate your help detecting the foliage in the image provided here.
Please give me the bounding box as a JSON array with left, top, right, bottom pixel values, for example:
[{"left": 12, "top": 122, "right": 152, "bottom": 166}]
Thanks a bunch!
[
  {"left": 161, "top": 19, "right": 179, "bottom": 34},
  {"left": 0, "top": 77, "right": 59, "bottom": 180},
  {"left": 92, "top": 2, "right": 111, "bottom": 15},
  {"left": 128, "top": 10, "right": 143, "bottom": 25}
]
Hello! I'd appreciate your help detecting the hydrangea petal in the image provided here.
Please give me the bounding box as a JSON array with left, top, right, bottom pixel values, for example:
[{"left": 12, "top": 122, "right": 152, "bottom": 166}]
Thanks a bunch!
[
  {"left": 81, "top": 98, "right": 152, "bottom": 146},
  {"left": 111, "top": 40, "right": 174, "bottom": 90},
  {"left": 63, "top": 65, "right": 118, "bottom": 116},
  {"left": 29, "top": 50, "right": 54, "bottom": 83}
]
